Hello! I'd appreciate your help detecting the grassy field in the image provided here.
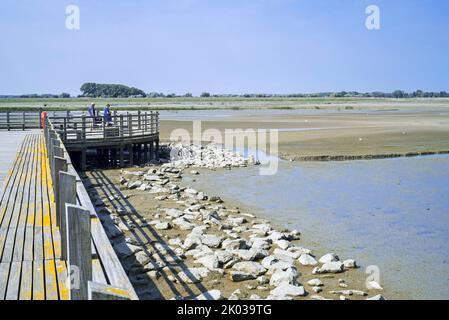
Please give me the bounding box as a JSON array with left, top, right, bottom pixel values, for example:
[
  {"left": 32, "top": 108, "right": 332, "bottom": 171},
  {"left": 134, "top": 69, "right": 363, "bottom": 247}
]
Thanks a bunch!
[{"left": 1, "top": 97, "right": 449, "bottom": 111}]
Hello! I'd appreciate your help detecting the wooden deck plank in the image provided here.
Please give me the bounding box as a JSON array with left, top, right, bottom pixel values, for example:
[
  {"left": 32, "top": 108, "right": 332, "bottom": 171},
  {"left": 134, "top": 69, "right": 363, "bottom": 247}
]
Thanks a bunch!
[
  {"left": 18, "top": 134, "right": 37, "bottom": 228},
  {"left": 32, "top": 260, "right": 45, "bottom": 300},
  {"left": 0, "top": 134, "right": 29, "bottom": 202},
  {"left": 5, "top": 261, "right": 21, "bottom": 300},
  {"left": 52, "top": 226, "right": 61, "bottom": 260},
  {"left": 92, "top": 258, "right": 107, "bottom": 284},
  {"left": 43, "top": 227, "right": 55, "bottom": 260},
  {"left": 12, "top": 226, "right": 25, "bottom": 262},
  {"left": 44, "top": 259, "right": 58, "bottom": 300},
  {"left": 1, "top": 132, "right": 138, "bottom": 300},
  {"left": 8, "top": 134, "right": 34, "bottom": 229},
  {"left": 1, "top": 227, "right": 17, "bottom": 263},
  {"left": 55, "top": 259, "right": 69, "bottom": 300},
  {"left": 0, "top": 136, "right": 33, "bottom": 263},
  {"left": 34, "top": 227, "right": 43, "bottom": 261},
  {"left": 26, "top": 136, "right": 37, "bottom": 228},
  {"left": 0, "top": 262, "right": 10, "bottom": 300},
  {"left": 34, "top": 135, "right": 43, "bottom": 228},
  {"left": 23, "top": 226, "right": 34, "bottom": 261},
  {"left": 0, "top": 135, "right": 30, "bottom": 230},
  {"left": 0, "top": 135, "right": 29, "bottom": 224},
  {"left": 19, "top": 260, "right": 33, "bottom": 300}
]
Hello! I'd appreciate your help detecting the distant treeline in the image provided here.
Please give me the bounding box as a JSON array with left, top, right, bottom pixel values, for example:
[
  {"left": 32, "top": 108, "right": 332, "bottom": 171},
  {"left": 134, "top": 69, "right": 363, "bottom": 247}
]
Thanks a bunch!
[
  {"left": 2, "top": 85, "right": 449, "bottom": 99},
  {"left": 0, "top": 93, "right": 71, "bottom": 99}
]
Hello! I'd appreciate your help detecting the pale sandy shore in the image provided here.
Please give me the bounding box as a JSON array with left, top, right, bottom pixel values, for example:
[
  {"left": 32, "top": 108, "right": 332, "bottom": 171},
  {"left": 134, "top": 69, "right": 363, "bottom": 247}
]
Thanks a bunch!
[{"left": 159, "top": 105, "right": 449, "bottom": 160}]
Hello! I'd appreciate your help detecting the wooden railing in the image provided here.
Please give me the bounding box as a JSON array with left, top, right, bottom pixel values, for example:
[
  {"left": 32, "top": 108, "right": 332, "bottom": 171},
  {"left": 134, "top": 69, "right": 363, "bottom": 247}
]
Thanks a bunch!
[
  {"left": 0, "top": 111, "right": 42, "bottom": 130},
  {"left": 43, "top": 117, "right": 138, "bottom": 300},
  {"left": 49, "top": 111, "right": 159, "bottom": 144}
]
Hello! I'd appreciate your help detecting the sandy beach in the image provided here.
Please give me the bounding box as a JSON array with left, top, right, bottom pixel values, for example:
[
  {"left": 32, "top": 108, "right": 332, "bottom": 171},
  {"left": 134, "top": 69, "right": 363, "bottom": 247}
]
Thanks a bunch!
[{"left": 159, "top": 103, "right": 449, "bottom": 160}]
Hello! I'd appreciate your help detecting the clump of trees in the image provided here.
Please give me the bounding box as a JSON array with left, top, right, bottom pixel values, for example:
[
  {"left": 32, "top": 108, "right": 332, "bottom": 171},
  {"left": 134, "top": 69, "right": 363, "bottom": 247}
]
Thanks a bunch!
[{"left": 80, "top": 83, "right": 146, "bottom": 98}]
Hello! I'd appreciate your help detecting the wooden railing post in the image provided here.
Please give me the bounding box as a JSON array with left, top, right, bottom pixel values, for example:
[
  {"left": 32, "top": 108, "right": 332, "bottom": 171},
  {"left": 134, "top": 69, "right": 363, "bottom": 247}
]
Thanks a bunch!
[
  {"left": 144, "top": 112, "right": 148, "bottom": 133},
  {"left": 137, "top": 111, "right": 142, "bottom": 131},
  {"left": 88, "top": 282, "right": 131, "bottom": 300},
  {"left": 59, "top": 172, "right": 77, "bottom": 260},
  {"left": 102, "top": 117, "right": 106, "bottom": 140},
  {"left": 81, "top": 115, "right": 86, "bottom": 141},
  {"left": 50, "top": 138, "right": 61, "bottom": 179},
  {"left": 38, "top": 110, "right": 42, "bottom": 129},
  {"left": 66, "top": 204, "right": 92, "bottom": 300},
  {"left": 119, "top": 114, "right": 124, "bottom": 137},
  {"left": 6, "top": 111, "right": 10, "bottom": 131},
  {"left": 63, "top": 118, "right": 67, "bottom": 141},
  {"left": 53, "top": 156, "right": 67, "bottom": 215},
  {"left": 128, "top": 114, "right": 133, "bottom": 136},
  {"left": 22, "top": 112, "right": 25, "bottom": 131}
]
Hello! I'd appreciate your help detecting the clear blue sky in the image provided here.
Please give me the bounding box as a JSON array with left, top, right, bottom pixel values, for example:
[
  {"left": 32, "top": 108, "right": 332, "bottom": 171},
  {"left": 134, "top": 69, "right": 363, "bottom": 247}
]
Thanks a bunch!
[{"left": 1, "top": 0, "right": 448, "bottom": 96}]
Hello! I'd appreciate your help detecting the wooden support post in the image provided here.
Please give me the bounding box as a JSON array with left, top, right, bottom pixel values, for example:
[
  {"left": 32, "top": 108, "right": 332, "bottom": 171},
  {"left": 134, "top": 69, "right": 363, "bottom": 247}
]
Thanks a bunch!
[
  {"left": 81, "top": 149, "right": 87, "bottom": 171},
  {"left": 88, "top": 282, "right": 131, "bottom": 300},
  {"left": 22, "top": 112, "right": 25, "bottom": 131},
  {"left": 59, "top": 172, "right": 77, "bottom": 260},
  {"left": 53, "top": 156, "right": 67, "bottom": 213},
  {"left": 149, "top": 141, "right": 154, "bottom": 160},
  {"left": 119, "top": 146, "right": 124, "bottom": 167},
  {"left": 155, "top": 140, "right": 159, "bottom": 160},
  {"left": 129, "top": 145, "right": 134, "bottom": 166},
  {"left": 143, "top": 144, "right": 148, "bottom": 163},
  {"left": 66, "top": 204, "right": 92, "bottom": 300}
]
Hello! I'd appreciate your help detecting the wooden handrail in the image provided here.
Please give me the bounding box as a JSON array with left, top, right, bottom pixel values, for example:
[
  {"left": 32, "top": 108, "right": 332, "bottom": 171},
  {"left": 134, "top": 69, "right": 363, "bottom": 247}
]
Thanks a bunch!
[{"left": 43, "top": 117, "right": 138, "bottom": 300}]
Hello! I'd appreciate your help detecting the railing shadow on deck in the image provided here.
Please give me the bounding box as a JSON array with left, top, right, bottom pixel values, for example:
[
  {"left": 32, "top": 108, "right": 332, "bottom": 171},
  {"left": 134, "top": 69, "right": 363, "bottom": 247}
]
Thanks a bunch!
[{"left": 83, "top": 169, "right": 214, "bottom": 300}]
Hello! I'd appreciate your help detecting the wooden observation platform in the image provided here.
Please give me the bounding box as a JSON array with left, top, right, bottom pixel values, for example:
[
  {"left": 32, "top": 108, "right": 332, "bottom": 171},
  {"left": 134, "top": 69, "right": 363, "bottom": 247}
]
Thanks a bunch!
[{"left": 49, "top": 112, "right": 160, "bottom": 170}]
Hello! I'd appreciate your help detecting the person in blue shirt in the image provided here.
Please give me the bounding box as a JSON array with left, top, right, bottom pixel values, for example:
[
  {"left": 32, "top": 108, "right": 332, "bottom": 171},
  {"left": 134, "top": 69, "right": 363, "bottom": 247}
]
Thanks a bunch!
[{"left": 103, "top": 104, "right": 113, "bottom": 126}]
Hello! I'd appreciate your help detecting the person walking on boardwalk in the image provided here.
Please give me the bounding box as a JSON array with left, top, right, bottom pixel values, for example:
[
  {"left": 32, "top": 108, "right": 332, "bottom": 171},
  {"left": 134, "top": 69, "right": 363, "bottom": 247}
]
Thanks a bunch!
[
  {"left": 88, "top": 103, "right": 99, "bottom": 129},
  {"left": 103, "top": 104, "right": 113, "bottom": 126}
]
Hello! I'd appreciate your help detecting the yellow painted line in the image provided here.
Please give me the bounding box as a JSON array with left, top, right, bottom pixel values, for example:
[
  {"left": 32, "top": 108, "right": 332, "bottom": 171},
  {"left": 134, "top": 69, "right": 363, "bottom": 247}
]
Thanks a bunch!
[
  {"left": 55, "top": 260, "right": 69, "bottom": 300},
  {"left": 105, "top": 287, "right": 130, "bottom": 297},
  {"left": 44, "top": 260, "right": 59, "bottom": 300},
  {"left": 43, "top": 229, "right": 55, "bottom": 260}
]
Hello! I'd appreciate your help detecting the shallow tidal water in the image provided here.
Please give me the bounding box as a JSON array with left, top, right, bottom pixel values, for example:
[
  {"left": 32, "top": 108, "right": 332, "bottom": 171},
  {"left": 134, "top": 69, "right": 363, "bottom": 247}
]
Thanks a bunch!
[{"left": 185, "top": 154, "right": 449, "bottom": 300}]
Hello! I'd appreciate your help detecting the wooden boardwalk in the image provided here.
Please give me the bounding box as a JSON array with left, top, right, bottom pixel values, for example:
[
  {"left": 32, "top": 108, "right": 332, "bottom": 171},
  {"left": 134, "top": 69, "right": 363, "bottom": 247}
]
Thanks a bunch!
[{"left": 0, "top": 134, "right": 69, "bottom": 300}]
